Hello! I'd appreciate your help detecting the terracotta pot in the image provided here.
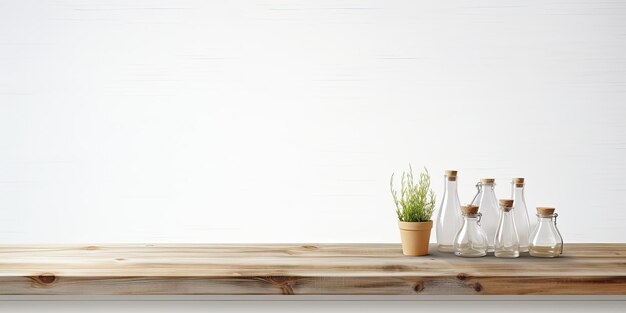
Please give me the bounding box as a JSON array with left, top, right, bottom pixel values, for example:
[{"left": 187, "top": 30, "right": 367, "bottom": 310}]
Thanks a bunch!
[{"left": 398, "top": 220, "right": 433, "bottom": 256}]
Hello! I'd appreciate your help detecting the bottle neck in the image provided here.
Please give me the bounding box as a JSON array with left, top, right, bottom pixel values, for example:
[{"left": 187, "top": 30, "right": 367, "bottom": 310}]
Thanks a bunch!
[
  {"left": 481, "top": 184, "right": 496, "bottom": 198},
  {"left": 463, "top": 214, "right": 480, "bottom": 224},
  {"left": 513, "top": 186, "right": 525, "bottom": 201},
  {"left": 537, "top": 214, "right": 556, "bottom": 222},
  {"left": 446, "top": 180, "right": 458, "bottom": 194}
]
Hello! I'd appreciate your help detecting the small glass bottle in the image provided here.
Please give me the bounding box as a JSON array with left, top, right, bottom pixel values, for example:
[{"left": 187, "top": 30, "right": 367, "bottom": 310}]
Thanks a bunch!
[
  {"left": 511, "top": 178, "right": 531, "bottom": 252},
  {"left": 454, "top": 205, "right": 488, "bottom": 257},
  {"left": 436, "top": 170, "right": 462, "bottom": 253},
  {"left": 494, "top": 199, "right": 520, "bottom": 258},
  {"left": 529, "top": 207, "right": 564, "bottom": 258},
  {"left": 470, "top": 178, "right": 499, "bottom": 252}
]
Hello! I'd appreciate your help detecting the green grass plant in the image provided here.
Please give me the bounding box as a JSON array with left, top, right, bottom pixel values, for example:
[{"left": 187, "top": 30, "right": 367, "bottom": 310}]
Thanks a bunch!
[{"left": 390, "top": 165, "right": 436, "bottom": 223}]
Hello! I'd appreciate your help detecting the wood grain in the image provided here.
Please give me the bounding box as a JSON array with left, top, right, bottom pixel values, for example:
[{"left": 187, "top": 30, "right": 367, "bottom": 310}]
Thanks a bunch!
[{"left": 0, "top": 243, "right": 624, "bottom": 295}]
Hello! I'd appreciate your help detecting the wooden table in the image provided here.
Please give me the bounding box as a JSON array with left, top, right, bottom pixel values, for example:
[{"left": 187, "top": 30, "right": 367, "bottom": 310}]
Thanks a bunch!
[{"left": 0, "top": 243, "right": 624, "bottom": 296}]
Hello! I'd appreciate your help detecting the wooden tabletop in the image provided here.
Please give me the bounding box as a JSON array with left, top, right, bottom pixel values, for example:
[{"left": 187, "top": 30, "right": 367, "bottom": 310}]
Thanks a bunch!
[{"left": 0, "top": 243, "right": 624, "bottom": 296}]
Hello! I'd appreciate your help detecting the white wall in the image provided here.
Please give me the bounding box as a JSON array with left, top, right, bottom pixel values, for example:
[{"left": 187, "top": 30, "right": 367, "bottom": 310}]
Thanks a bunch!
[{"left": 1, "top": 0, "right": 626, "bottom": 244}]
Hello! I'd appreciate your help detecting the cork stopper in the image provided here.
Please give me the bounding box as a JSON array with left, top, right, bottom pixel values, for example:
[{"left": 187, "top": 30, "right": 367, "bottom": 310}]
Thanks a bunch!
[
  {"left": 461, "top": 205, "right": 479, "bottom": 215},
  {"left": 446, "top": 170, "right": 458, "bottom": 181},
  {"left": 513, "top": 177, "right": 525, "bottom": 188},
  {"left": 537, "top": 207, "right": 556, "bottom": 215},
  {"left": 480, "top": 178, "right": 495, "bottom": 185},
  {"left": 499, "top": 199, "right": 514, "bottom": 212}
]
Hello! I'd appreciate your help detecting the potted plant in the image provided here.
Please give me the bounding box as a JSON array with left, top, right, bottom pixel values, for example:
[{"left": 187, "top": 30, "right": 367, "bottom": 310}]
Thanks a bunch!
[{"left": 390, "top": 165, "right": 436, "bottom": 256}]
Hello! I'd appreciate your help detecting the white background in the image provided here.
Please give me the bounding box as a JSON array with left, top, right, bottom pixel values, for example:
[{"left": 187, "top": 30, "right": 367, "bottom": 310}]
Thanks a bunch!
[
  {"left": 1, "top": 0, "right": 625, "bottom": 311},
  {"left": 2, "top": 0, "right": 626, "bottom": 244}
]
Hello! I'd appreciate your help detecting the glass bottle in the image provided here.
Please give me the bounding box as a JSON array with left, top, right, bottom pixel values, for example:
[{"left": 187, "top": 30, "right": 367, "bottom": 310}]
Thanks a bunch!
[
  {"left": 436, "top": 170, "right": 462, "bottom": 252},
  {"left": 454, "top": 205, "right": 488, "bottom": 257},
  {"left": 470, "top": 178, "right": 499, "bottom": 252},
  {"left": 511, "top": 178, "right": 531, "bottom": 252},
  {"left": 529, "top": 207, "right": 563, "bottom": 258},
  {"left": 494, "top": 199, "right": 520, "bottom": 258}
]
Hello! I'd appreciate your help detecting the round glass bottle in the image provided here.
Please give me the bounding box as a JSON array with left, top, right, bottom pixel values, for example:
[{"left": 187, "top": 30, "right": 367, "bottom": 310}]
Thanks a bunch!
[
  {"left": 529, "top": 207, "right": 563, "bottom": 258},
  {"left": 454, "top": 205, "right": 488, "bottom": 257},
  {"left": 511, "top": 178, "right": 531, "bottom": 252},
  {"left": 436, "top": 170, "right": 462, "bottom": 253},
  {"left": 470, "top": 178, "right": 499, "bottom": 252},
  {"left": 494, "top": 199, "right": 520, "bottom": 258}
]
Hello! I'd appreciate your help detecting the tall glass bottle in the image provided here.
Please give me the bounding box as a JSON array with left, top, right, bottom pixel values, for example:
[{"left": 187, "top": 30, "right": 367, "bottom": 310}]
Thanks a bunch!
[
  {"left": 436, "top": 170, "right": 462, "bottom": 252},
  {"left": 470, "top": 178, "right": 499, "bottom": 252},
  {"left": 511, "top": 178, "right": 531, "bottom": 252},
  {"left": 529, "top": 207, "right": 563, "bottom": 258},
  {"left": 494, "top": 199, "right": 520, "bottom": 258},
  {"left": 454, "top": 205, "right": 488, "bottom": 257}
]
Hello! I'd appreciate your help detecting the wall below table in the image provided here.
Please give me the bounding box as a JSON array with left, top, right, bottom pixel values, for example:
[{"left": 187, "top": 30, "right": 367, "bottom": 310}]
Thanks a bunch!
[
  {"left": 1, "top": 1, "right": 626, "bottom": 245},
  {"left": 1, "top": 300, "right": 625, "bottom": 313}
]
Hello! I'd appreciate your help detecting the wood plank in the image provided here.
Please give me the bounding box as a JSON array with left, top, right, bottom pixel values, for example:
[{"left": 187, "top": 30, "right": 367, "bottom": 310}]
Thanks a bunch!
[{"left": 0, "top": 244, "right": 624, "bottom": 295}]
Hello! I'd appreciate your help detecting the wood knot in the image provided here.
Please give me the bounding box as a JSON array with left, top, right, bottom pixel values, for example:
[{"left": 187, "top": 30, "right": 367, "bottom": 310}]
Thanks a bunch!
[
  {"left": 301, "top": 245, "right": 318, "bottom": 251},
  {"left": 413, "top": 282, "right": 424, "bottom": 293},
  {"left": 254, "top": 276, "right": 297, "bottom": 295},
  {"left": 83, "top": 245, "right": 99, "bottom": 250},
  {"left": 473, "top": 282, "right": 483, "bottom": 293},
  {"left": 115, "top": 258, "right": 126, "bottom": 261},
  {"left": 456, "top": 273, "right": 468, "bottom": 281},
  {"left": 30, "top": 273, "right": 57, "bottom": 286}
]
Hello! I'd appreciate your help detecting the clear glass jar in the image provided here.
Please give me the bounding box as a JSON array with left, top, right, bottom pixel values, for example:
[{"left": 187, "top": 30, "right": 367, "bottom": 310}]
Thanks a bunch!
[
  {"left": 529, "top": 207, "right": 563, "bottom": 258},
  {"left": 494, "top": 199, "right": 520, "bottom": 258},
  {"left": 511, "top": 178, "right": 531, "bottom": 252},
  {"left": 470, "top": 179, "right": 499, "bottom": 252},
  {"left": 454, "top": 205, "right": 488, "bottom": 257},
  {"left": 436, "top": 170, "right": 462, "bottom": 252}
]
